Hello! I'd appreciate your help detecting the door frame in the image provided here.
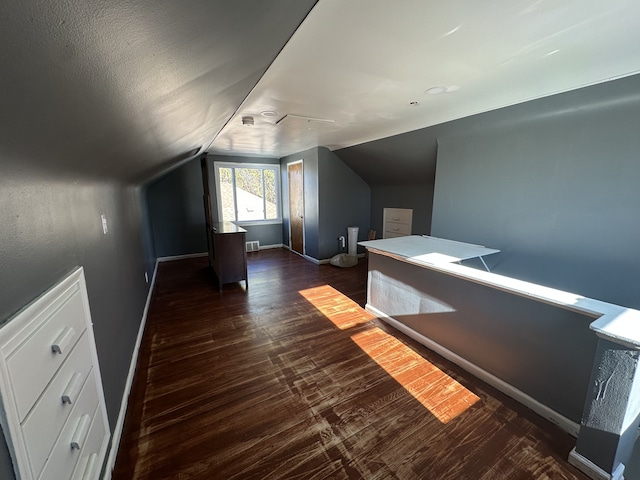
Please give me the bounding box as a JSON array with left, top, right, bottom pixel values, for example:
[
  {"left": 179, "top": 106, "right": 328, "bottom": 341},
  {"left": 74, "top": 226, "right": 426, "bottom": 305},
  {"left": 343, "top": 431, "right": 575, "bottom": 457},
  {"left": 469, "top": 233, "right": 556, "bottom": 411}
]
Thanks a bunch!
[{"left": 287, "top": 160, "right": 305, "bottom": 256}]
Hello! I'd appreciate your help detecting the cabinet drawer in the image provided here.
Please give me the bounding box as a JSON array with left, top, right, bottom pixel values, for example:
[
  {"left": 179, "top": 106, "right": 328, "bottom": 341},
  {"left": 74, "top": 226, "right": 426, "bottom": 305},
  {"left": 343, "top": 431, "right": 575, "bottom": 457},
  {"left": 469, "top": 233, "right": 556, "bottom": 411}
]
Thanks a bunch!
[
  {"left": 384, "top": 208, "right": 412, "bottom": 224},
  {"left": 71, "top": 408, "right": 108, "bottom": 480},
  {"left": 7, "top": 288, "right": 87, "bottom": 421},
  {"left": 22, "top": 334, "right": 93, "bottom": 478},
  {"left": 0, "top": 268, "right": 109, "bottom": 480},
  {"left": 38, "top": 370, "right": 99, "bottom": 480},
  {"left": 384, "top": 222, "right": 411, "bottom": 236},
  {"left": 383, "top": 231, "right": 407, "bottom": 239}
]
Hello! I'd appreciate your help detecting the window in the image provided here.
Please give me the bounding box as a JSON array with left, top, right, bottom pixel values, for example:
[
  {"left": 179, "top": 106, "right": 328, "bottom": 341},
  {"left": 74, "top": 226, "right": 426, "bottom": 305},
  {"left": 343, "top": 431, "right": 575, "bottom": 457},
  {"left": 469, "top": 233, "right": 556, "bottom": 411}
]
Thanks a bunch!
[{"left": 214, "top": 162, "right": 281, "bottom": 224}]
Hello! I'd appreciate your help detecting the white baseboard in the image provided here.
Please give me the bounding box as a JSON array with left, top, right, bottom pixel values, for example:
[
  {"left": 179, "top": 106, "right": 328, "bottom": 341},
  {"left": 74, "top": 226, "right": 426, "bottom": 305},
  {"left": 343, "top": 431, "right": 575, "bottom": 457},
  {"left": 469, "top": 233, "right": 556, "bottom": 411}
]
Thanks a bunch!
[
  {"left": 102, "top": 259, "right": 159, "bottom": 480},
  {"left": 306, "top": 253, "right": 367, "bottom": 265},
  {"left": 365, "top": 304, "right": 580, "bottom": 438},
  {"left": 284, "top": 245, "right": 312, "bottom": 261},
  {"left": 303, "top": 255, "right": 322, "bottom": 265},
  {"left": 157, "top": 252, "right": 207, "bottom": 262},
  {"left": 284, "top": 245, "right": 366, "bottom": 265},
  {"left": 159, "top": 246, "right": 282, "bottom": 261},
  {"left": 568, "top": 448, "right": 624, "bottom": 480}
]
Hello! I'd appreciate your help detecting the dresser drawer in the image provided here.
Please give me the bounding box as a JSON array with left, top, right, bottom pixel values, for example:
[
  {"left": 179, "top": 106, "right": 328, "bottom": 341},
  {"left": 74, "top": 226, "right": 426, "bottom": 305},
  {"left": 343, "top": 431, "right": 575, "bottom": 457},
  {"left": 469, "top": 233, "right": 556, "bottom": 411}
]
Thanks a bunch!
[
  {"left": 7, "top": 288, "right": 88, "bottom": 422},
  {"left": 22, "top": 333, "right": 93, "bottom": 478},
  {"left": 382, "top": 208, "right": 413, "bottom": 239},
  {"left": 384, "top": 208, "right": 412, "bottom": 225},
  {"left": 0, "top": 268, "right": 109, "bottom": 480},
  {"left": 384, "top": 221, "right": 411, "bottom": 236},
  {"left": 383, "top": 231, "right": 407, "bottom": 238},
  {"left": 71, "top": 407, "right": 108, "bottom": 480},
  {"left": 38, "top": 372, "right": 100, "bottom": 480}
]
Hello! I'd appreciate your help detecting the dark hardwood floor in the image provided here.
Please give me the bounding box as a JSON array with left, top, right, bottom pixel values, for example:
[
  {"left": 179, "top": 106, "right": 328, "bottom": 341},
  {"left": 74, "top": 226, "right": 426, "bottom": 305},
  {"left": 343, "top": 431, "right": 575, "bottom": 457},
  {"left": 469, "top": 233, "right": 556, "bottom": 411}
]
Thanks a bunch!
[{"left": 112, "top": 248, "right": 588, "bottom": 480}]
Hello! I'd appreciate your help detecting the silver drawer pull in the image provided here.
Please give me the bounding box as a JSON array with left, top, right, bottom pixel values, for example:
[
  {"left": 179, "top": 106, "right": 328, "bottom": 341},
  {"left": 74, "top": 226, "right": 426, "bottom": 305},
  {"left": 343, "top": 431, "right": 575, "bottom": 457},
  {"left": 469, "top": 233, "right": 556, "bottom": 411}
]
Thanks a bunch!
[
  {"left": 393, "top": 227, "right": 400, "bottom": 231},
  {"left": 82, "top": 453, "right": 99, "bottom": 480},
  {"left": 71, "top": 414, "right": 91, "bottom": 450},
  {"left": 392, "top": 217, "right": 400, "bottom": 221},
  {"left": 52, "top": 327, "right": 75, "bottom": 354},
  {"left": 62, "top": 372, "right": 83, "bottom": 404}
]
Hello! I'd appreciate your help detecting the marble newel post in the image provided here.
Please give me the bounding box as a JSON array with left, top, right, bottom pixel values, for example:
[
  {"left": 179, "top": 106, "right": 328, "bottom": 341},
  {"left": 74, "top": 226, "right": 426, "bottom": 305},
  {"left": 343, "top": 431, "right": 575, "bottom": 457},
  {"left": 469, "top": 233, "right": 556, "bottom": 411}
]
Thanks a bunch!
[{"left": 569, "top": 310, "right": 640, "bottom": 480}]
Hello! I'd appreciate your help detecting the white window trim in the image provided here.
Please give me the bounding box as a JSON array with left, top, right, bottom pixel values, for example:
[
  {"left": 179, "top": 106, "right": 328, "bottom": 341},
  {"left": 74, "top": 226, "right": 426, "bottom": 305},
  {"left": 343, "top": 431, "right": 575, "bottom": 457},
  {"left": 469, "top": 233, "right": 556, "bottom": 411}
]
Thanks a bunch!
[{"left": 213, "top": 161, "right": 282, "bottom": 225}]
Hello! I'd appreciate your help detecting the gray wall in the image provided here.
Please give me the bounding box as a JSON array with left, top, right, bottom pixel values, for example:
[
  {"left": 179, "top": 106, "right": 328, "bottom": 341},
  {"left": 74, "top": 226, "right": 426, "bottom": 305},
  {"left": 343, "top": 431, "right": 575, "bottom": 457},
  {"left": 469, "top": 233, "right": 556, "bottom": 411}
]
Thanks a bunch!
[
  {"left": 146, "top": 157, "right": 208, "bottom": 258},
  {"left": 337, "top": 74, "right": 640, "bottom": 309},
  {"left": 281, "top": 147, "right": 371, "bottom": 260},
  {"left": 369, "top": 184, "right": 434, "bottom": 238},
  {"left": 146, "top": 154, "right": 284, "bottom": 259},
  {"left": 336, "top": 128, "right": 438, "bottom": 186},
  {"left": 336, "top": 121, "right": 438, "bottom": 243},
  {"left": 368, "top": 252, "right": 597, "bottom": 423},
  {"left": 317, "top": 147, "right": 371, "bottom": 258},
  {"left": 206, "top": 154, "right": 283, "bottom": 247},
  {"left": 0, "top": 167, "right": 150, "bottom": 480},
  {"left": 431, "top": 75, "right": 640, "bottom": 309}
]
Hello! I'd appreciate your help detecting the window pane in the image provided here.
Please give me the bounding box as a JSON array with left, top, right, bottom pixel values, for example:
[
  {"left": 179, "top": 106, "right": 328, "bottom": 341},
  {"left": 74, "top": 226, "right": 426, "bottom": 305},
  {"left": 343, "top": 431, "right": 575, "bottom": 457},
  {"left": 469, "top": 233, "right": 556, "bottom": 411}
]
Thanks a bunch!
[
  {"left": 215, "top": 162, "right": 281, "bottom": 224},
  {"left": 264, "top": 169, "right": 277, "bottom": 219},
  {"left": 219, "top": 167, "right": 236, "bottom": 221},
  {"left": 235, "top": 168, "right": 265, "bottom": 221}
]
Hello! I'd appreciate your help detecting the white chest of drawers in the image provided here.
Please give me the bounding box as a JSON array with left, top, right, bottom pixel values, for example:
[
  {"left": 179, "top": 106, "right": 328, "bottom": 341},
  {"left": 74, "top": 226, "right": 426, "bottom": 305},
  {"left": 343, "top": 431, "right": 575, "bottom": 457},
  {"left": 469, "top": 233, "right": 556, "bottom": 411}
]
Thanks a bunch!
[
  {"left": 0, "top": 267, "right": 110, "bottom": 480},
  {"left": 382, "top": 207, "right": 413, "bottom": 239}
]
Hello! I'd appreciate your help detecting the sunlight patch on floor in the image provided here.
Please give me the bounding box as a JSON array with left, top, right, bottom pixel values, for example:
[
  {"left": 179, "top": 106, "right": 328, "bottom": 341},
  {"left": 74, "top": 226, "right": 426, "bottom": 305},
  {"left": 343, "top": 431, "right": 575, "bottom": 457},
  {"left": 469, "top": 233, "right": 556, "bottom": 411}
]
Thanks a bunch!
[
  {"left": 299, "top": 284, "right": 480, "bottom": 423},
  {"left": 351, "top": 327, "right": 481, "bottom": 423},
  {"left": 298, "top": 284, "right": 375, "bottom": 330}
]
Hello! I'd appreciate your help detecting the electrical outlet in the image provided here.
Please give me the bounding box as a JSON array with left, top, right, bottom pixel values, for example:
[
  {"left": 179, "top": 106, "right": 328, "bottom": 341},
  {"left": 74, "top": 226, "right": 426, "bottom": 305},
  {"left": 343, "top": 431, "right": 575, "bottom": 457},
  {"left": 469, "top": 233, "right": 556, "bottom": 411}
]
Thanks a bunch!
[{"left": 100, "top": 214, "right": 108, "bottom": 235}]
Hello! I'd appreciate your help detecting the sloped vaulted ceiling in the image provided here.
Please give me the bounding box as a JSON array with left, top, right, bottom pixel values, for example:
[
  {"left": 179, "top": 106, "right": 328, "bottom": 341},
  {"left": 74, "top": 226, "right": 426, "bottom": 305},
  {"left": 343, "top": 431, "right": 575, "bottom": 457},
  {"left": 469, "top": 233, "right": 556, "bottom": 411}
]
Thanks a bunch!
[
  {"left": 0, "top": 0, "right": 318, "bottom": 182},
  {"left": 4, "top": 0, "right": 640, "bottom": 185}
]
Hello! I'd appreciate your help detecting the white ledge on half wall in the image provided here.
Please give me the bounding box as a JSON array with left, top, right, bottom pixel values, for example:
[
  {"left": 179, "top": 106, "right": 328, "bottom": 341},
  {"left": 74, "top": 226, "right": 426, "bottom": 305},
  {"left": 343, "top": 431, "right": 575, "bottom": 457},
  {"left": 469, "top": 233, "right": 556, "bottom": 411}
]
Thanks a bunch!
[
  {"left": 359, "top": 235, "right": 640, "bottom": 350},
  {"left": 361, "top": 235, "right": 640, "bottom": 480}
]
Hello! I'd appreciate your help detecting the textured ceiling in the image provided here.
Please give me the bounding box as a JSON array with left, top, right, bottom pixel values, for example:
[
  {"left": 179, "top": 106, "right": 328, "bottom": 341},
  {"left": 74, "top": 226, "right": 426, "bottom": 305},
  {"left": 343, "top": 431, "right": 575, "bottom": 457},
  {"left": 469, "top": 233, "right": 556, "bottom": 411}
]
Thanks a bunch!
[
  {"left": 3, "top": 0, "right": 640, "bottom": 185},
  {"left": 211, "top": 0, "right": 640, "bottom": 160},
  {"left": 0, "top": 0, "right": 317, "bottom": 182}
]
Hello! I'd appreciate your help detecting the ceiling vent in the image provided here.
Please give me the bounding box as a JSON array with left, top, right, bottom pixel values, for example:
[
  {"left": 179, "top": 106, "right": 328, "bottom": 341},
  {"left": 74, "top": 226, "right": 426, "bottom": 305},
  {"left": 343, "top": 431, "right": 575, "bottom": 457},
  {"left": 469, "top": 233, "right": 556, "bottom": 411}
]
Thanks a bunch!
[
  {"left": 275, "top": 114, "right": 336, "bottom": 130},
  {"left": 242, "top": 116, "right": 255, "bottom": 126}
]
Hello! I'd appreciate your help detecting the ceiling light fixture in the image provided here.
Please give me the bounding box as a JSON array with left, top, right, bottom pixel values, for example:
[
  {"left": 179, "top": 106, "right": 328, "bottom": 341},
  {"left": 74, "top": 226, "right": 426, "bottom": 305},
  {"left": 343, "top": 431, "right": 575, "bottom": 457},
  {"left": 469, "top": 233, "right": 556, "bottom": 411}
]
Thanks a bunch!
[
  {"left": 261, "top": 111, "right": 278, "bottom": 117},
  {"left": 426, "top": 85, "right": 460, "bottom": 95},
  {"left": 426, "top": 86, "right": 447, "bottom": 95},
  {"left": 242, "top": 116, "right": 254, "bottom": 126}
]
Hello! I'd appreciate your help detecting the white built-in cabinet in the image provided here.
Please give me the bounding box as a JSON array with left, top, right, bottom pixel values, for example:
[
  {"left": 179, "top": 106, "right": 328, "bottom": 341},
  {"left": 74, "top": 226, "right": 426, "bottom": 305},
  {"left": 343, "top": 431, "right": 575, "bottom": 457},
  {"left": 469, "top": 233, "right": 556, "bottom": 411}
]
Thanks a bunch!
[
  {"left": 0, "top": 267, "right": 110, "bottom": 480},
  {"left": 382, "top": 208, "right": 413, "bottom": 238}
]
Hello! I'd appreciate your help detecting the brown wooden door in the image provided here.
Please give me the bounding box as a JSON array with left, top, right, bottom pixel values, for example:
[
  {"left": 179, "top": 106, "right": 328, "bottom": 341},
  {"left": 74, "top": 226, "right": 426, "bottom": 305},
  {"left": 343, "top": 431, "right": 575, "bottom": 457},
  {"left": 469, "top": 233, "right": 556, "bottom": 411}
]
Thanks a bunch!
[{"left": 288, "top": 162, "right": 304, "bottom": 255}]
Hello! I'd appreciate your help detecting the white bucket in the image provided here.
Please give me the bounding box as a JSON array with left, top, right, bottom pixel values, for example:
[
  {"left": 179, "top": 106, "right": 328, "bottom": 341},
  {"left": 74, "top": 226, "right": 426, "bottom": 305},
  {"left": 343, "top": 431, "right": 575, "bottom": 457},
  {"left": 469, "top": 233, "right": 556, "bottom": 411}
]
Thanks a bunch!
[{"left": 347, "top": 226, "right": 359, "bottom": 256}]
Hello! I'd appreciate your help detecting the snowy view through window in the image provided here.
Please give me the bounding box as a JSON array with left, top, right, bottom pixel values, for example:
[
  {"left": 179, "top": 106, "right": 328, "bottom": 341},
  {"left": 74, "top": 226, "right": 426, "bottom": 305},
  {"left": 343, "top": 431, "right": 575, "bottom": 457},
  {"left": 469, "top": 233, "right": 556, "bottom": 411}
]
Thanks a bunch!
[{"left": 218, "top": 166, "right": 278, "bottom": 222}]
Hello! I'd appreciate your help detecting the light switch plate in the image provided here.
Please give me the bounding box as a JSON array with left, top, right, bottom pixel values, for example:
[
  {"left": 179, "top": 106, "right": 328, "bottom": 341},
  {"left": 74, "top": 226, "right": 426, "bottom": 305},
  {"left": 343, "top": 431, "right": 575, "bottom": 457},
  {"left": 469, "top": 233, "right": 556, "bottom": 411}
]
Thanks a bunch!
[{"left": 101, "top": 214, "right": 108, "bottom": 234}]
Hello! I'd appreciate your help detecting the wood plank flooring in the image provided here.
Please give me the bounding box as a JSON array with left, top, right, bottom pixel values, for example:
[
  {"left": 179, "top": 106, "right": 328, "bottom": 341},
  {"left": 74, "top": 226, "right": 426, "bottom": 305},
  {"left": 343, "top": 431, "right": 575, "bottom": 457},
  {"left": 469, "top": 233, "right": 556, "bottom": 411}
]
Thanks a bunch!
[{"left": 112, "top": 249, "right": 588, "bottom": 480}]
